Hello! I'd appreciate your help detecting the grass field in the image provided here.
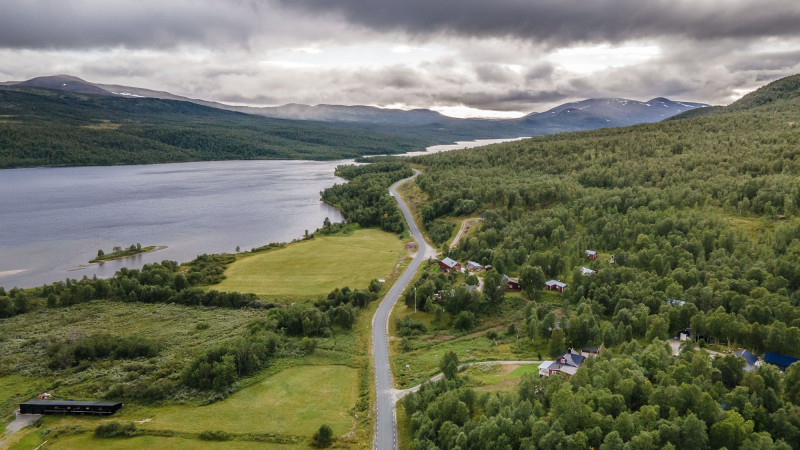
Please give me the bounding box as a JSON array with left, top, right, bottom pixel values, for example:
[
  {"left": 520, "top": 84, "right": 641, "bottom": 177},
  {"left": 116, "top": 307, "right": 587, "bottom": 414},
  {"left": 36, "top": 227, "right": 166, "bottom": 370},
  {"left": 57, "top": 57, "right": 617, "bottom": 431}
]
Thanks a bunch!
[
  {"left": 461, "top": 363, "right": 539, "bottom": 392},
  {"left": 0, "top": 375, "right": 50, "bottom": 428},
  {"left": 215, "top": 228, "right": 407, "bottom": 298},
  {"left": 45, "top": 435, "right": 312, "bottom": 449},
  {"left": 142, "top": 365, "right": 358, "bottom": 436}
]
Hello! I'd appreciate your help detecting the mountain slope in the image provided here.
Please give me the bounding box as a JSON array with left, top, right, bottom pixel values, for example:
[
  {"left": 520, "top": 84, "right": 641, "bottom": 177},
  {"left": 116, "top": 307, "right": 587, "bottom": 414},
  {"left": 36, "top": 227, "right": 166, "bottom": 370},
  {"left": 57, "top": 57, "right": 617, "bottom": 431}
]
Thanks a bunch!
[
  {"left": 727, "top": 74, "right": 800, "bottom": 111},
  {"left": 536, "top": 97, "right": 706, "bottom": 125},
  {"left": 0, "top": 87, "right": 427, "bottom": 168},
  {"left": 1, "top": 75, "right": 708, "bottom": 168},
  {"left": 18, "top": 74, "right": 114, "bottom": 96},
  {"left": 670, "top": 74, "right": 800, "bottom": 121},
  {"left": 16, "top": 75, "right": 705, "bottom": 137}
]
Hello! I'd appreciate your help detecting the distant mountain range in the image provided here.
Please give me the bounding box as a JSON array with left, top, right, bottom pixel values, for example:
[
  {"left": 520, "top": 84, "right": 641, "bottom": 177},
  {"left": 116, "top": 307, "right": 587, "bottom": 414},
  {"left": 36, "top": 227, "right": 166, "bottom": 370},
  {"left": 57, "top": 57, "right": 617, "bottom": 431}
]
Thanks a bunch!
[{"left": 5, "top": 75, "right": 708, "bottom": 139}]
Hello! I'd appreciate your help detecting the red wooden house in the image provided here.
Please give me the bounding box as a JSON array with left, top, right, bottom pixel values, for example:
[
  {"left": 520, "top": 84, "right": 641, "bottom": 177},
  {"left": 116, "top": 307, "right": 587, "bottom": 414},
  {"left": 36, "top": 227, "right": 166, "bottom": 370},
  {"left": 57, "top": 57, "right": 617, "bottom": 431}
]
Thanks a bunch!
[
  {"left": 545, "top": 280, "right": 567, "bottom": 292},
  {"left": 503, "top": 275, "right": 521, "bottom": 290},
  {"left": 438, "top": 257, "right": 461, "bottom": 273}
]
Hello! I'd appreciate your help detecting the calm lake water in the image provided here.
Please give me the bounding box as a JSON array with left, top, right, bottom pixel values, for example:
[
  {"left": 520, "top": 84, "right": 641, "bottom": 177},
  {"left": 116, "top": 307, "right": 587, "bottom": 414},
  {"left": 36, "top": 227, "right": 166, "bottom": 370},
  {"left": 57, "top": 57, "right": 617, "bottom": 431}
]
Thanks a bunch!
[
  {"left": 0, "top": 160, "right": 345, "bottom": 288},
  {"left": 0, "top": 137, "right": 526, "bottom": 289}
]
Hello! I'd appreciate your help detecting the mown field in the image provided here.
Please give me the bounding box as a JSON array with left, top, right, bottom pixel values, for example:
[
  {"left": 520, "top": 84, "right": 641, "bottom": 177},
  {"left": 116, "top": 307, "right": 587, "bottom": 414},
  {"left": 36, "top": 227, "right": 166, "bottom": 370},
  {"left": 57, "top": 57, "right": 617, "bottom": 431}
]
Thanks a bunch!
[
  {"left": 3, "top": 364, "right": 357, "bottom": 449},
  {"left": 142, "top": 365, "right": 358, "bottom": 436},
  {"left": 215, "top": 228, "right": 406, "bottom": 299}
]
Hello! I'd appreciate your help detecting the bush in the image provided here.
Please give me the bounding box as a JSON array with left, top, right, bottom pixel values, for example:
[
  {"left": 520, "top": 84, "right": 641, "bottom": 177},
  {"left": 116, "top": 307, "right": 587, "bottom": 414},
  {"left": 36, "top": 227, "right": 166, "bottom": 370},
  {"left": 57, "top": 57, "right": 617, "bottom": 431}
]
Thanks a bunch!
[
  {"left": 454, "top": 311, "right": 475, "bottom": 331},
  {"left": 300, "top": 337, "right": 316, "bottom": 354},
  {"left": 396, "top": 315, "right": 427, "bottom": 337},
  {"left": 198, "top": 430, "right": 232, "bottom": 441},
  {"left": 369, "top": 278, "right": 382, "bottom": 293},
  {"left": 312, "top": 424, "right": 333, "bottom": 448},
  {"left": 401, "top": 337, "right": 413, "bottom": 352},
  {"left": 47, "top": 334, "right": 160, "bottom": 369},
  {"left": 94, "top": 421, "right": 139, "bottom": 438}
]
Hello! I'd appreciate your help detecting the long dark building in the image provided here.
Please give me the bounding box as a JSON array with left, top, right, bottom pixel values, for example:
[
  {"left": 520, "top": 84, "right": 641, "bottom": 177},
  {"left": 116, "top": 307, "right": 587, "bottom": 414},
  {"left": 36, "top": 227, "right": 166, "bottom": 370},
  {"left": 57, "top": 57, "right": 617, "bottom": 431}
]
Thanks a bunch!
[{"left": 19, "top": 400, "right": 122, "bottom": 415}]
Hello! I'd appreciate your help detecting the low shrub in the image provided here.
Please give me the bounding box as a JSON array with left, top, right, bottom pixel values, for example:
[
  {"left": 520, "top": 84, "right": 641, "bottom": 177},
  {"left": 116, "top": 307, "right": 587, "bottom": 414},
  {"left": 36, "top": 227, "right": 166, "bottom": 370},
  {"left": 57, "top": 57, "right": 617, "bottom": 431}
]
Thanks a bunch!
[
  {"left": 94, "top": 421, "right": 139, "bottom": 438},
  {"left": 198, "top": 430, "right": 232, "bottom": 441}
]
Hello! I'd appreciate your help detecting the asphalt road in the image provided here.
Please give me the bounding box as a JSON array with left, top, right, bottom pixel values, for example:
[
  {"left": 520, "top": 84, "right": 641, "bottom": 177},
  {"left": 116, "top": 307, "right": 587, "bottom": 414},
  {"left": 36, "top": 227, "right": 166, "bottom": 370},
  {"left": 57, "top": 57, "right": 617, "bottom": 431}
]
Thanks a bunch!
[{"left": 373, "top": 169, "right": 433, "bottom": 450}]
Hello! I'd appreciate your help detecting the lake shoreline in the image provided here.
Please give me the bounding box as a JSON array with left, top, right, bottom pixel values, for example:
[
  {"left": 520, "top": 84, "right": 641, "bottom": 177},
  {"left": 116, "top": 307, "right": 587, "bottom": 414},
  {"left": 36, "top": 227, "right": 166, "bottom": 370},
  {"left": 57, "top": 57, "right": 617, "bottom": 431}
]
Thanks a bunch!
[{"left": 0, "top": 138, "right": 519, "bottom": 289}]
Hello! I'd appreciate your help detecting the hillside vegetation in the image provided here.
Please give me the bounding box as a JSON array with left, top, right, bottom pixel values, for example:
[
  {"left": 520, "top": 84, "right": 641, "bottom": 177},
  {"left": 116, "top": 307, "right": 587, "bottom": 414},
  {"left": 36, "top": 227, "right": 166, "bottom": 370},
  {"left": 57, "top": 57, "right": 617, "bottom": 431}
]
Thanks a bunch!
[
  {"left": 0, "top": 87, "right": 426, "bottom": 168},
  {"left": 389, "top": 74, "right": 800, "bottom": 448},
  {"left": 0, "top": 225, "right": 396, "bottom": 447}
]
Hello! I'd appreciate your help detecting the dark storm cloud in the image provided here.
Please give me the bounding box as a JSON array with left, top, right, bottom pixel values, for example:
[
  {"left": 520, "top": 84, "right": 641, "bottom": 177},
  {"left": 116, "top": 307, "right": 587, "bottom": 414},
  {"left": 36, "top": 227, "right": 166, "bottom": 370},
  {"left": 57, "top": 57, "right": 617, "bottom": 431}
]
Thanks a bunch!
[
  {"left": 727, "top": 49, "right": 800, "bottom": 72},
  {"left": 2, "top": 0, "right": 799, "bottom": 115},
  {"left": 278, "top": 0, "right": 800, "bottom": 45},
  {"left": 474, "top": 64, "right": 515, "bottom": 84},
  {"left": 0, "top": 1, "right": 269, "bottom": 49}
]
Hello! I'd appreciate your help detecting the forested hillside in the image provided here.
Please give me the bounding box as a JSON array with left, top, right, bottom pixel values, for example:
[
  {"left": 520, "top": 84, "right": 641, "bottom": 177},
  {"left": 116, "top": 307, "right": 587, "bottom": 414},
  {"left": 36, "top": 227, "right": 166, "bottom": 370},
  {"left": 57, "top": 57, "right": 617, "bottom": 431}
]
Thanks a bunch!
[
  {"left": 395, "top": 74, "right": 800, "bottom": 448},
  {"left": 0, "top": 87, "right": 427, "bottom": 168}
]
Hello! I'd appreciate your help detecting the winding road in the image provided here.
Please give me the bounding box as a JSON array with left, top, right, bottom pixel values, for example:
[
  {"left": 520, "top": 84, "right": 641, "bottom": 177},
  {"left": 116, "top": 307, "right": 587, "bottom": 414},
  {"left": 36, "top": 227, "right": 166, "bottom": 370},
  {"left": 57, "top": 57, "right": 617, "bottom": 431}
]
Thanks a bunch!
[{"left": 372, "top": 170, "right": 435, "bottom": 450}]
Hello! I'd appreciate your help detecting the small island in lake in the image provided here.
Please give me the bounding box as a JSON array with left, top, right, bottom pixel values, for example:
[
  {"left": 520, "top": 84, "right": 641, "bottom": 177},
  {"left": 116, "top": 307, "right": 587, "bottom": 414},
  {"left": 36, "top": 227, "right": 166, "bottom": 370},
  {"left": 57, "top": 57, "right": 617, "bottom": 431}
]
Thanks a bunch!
[{"left": 90, "top": 244, "right": 161, "bottom": 263}]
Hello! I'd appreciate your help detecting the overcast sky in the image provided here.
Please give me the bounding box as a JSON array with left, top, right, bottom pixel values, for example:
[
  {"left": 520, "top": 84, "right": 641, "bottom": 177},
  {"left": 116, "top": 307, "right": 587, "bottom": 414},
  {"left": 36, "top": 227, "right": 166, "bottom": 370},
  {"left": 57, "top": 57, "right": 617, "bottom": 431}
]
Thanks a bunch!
[{"left": 2, "top": 0, "right": 800, "bottom": 117}]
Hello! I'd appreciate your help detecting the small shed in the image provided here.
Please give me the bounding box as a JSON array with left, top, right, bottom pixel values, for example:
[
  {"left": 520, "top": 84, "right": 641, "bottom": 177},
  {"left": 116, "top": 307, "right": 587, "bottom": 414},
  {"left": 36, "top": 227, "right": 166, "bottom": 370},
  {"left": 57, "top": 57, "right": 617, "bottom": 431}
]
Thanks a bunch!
[
  {"left": 545, "top": 280, "right": 567, "bottom": 292},
  {"left": 466, "top": 261, "right": 484, "bottom": 272},
  {"left": 585, "top": 250, "right": 598, "bottom": 260},
  {"left": 677, "top": 328, "right": 692, "bottom": 341},
  {"left": 438, "top": 257, "right": 461, "bottom": 273},
  {"left": 19, "top": 400, "right": 122, "bottom": 416},
  {"left": 503, "top": 275, "right": 521, "bottom": 290},
  {"left": 580, "top": 267, "right": 596, "bottom": 276},
  {"left": 581, "top": 347, "right": 601, "bottom": 357}
]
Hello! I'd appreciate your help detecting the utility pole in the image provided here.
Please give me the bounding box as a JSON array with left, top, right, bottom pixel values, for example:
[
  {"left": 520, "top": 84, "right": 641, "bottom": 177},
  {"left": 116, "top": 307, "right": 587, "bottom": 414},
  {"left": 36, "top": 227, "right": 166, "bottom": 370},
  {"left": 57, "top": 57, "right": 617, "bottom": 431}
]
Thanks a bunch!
[{"left": 414, "top": 287, "right": 417, "bottom": 314}]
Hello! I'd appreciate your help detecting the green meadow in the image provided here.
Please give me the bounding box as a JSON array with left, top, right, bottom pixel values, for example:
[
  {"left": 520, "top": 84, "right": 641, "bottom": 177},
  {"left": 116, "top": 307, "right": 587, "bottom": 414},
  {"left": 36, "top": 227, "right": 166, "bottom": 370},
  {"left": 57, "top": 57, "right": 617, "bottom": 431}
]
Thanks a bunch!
[{"left": 215, "top": 228, "right": 407, "bottom": 299}]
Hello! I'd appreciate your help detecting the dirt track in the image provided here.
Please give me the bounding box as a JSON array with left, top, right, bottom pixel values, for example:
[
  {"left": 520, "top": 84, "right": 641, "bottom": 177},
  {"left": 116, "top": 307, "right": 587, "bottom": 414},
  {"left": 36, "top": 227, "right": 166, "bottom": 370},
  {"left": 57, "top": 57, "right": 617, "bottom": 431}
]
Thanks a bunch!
[{"left": 450, "top": 217, "right": 481, "bottom": 248}]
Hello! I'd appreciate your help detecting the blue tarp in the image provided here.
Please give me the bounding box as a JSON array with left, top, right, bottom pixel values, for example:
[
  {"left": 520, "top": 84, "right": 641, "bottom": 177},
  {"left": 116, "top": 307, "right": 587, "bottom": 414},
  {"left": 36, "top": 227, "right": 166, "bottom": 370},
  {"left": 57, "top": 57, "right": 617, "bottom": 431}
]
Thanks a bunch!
[{"left": 764, "top": 352, "right": 800, "bottom": 370}]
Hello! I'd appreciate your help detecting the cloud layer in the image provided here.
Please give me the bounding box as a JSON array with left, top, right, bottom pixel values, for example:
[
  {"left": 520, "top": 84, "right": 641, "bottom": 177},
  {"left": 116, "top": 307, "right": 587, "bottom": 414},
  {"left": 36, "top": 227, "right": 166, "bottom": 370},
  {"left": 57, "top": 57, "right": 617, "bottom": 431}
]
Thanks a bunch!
[{"left": 1, "top": 0, "right": 799, "bottom": 116}]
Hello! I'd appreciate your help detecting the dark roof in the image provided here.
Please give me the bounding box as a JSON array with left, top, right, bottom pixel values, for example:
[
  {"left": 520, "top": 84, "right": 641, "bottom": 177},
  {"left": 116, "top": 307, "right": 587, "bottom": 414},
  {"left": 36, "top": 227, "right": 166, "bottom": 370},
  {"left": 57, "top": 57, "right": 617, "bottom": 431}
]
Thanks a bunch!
[
  {"left": 20, "top": 400, "right": 122, "bottom": 407},
  {"left": 764, "top": 352, "right": 800, "bottom": 369},
  {"left": 582, "top": 347, "right": 600, "bottom": 353},
  {"left": 734, "top": 349, "right": 758, "bottom": 367},
  {"left": 557, "top": 350, "right": 585, "bottom": 367}
]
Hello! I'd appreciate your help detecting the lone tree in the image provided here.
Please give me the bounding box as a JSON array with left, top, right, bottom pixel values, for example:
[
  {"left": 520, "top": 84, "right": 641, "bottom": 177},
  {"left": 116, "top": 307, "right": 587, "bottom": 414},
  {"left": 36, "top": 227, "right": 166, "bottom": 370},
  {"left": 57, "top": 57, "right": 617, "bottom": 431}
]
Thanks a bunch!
[
  {"left": 312, "top": 424, "right": 333, "bottom": 448},
  {"left": 440, "top": 350, "right": 460, "bottom": 380},
  {"left": 97, "top": 249, "right": 104, "bottom": 258}
]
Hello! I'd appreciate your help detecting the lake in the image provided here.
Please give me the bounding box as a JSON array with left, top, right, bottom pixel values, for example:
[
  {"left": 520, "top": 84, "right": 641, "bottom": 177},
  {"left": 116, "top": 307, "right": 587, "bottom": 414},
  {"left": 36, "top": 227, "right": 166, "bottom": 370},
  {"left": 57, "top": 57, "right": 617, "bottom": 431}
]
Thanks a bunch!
[
  {"left": 0, "top": 137, "right": 526, "bottom": 289},
  {"left": 0, "top": 160, "right": 345, "bottom": 288}
]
